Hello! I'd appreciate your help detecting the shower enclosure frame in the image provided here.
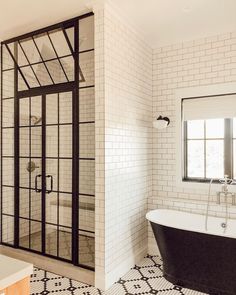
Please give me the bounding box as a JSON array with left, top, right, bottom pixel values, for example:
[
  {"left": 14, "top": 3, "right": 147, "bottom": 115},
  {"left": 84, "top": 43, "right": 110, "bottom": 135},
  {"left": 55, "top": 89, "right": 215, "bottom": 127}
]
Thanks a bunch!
[{"left": 0, "top": 12, "right": 95, "bottom": 271}]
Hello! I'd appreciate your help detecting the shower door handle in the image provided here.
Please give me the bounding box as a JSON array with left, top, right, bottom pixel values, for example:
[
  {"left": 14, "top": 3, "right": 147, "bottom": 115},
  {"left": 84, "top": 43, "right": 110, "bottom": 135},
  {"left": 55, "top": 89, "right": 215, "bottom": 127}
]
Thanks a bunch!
[
  {"left": 35, "top": 174, "right": 42, "bottom": 192},
  {"left": 46, "top": 175, "right": 53, "bottom": 194}
]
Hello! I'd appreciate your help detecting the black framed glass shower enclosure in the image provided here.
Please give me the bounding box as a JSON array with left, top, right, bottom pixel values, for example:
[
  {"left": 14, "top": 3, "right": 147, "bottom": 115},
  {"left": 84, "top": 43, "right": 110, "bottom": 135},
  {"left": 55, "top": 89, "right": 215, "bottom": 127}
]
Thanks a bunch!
[{"left": 1, "top": 13, "right": 95, "bottom": 270}]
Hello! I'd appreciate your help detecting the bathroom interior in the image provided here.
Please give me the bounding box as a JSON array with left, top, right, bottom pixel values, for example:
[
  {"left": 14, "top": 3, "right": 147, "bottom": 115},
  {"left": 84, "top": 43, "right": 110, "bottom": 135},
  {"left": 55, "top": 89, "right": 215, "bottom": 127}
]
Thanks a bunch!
[{"left": 0, "top": 0, "right": 236, "bottom": 294}]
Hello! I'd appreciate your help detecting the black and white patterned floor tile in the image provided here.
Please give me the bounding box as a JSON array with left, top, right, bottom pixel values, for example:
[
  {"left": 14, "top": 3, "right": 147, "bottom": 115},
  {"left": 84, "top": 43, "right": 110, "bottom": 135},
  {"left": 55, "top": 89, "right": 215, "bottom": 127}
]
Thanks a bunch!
[{"left": 30, "top": 255, "right": 208, "bottom": 295}]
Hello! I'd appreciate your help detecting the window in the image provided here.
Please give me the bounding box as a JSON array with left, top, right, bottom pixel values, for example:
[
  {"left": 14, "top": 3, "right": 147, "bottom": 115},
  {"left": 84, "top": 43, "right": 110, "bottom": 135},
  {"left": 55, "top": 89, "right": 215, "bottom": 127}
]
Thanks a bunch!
[{"left": 182, "top": 94, "right": 236, "bottom": 182}]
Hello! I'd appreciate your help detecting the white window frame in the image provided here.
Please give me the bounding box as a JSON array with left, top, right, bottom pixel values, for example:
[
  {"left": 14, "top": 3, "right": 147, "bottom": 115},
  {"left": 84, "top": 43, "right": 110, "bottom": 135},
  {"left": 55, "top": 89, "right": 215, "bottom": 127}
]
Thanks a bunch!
[{"left": 175, "top": 82, "right": 236, "bottom": 192}]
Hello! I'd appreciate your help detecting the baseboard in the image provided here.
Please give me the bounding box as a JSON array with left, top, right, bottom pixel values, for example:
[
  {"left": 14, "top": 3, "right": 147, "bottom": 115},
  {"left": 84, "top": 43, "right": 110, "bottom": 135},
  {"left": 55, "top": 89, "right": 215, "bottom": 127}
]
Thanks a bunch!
[
  {"left": 104, "top": 246, "right": 147, "bottom": 290},
  {"left": 0, "top": 245, "right": 94, "bottom": 286}
]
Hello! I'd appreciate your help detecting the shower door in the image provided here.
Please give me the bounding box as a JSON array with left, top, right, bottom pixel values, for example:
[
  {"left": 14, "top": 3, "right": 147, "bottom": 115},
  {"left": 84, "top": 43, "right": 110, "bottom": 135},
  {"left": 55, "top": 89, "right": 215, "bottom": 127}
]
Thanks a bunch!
[
  {"left": 18, "top": 91, "right": 75, "bottom": 263},
  {"left": 1, "top": 12, "right": 95, "bottom": 270}
]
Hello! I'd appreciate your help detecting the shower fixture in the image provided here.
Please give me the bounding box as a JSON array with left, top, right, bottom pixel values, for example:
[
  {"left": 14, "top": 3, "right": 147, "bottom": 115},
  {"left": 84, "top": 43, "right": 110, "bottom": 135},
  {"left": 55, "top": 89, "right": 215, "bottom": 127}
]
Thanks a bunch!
[
  {"left": 31, "top": 115, "right": 42, "bottom": 125},
  {"left": 27, "top": 161, "right": 39, "bottom": 172}
]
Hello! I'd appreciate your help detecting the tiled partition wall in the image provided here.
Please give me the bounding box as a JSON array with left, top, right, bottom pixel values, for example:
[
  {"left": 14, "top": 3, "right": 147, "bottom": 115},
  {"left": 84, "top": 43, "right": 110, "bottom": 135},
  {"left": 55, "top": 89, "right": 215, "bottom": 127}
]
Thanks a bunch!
[
  {"left": 94, "top": 2, "right": 152, "bottom": 290},
  {"left": 149, "top": 32, "right": 236, "bottom": 250}
]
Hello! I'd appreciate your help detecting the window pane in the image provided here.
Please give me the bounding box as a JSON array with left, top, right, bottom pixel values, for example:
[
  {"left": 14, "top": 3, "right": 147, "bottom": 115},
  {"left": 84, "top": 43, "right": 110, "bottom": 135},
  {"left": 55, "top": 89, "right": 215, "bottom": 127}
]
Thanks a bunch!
[
  {"left": 206, "top": 140, "right": 224, "bottom": 178},
  {"left": 187, "top": 140, "right": 204, "bottom": 178},
  {"left": 206, "top": 119, "right": 224, "bottom": 138},
  {"left": 187, "top": 120, "right": 204, "bottom": 139}
]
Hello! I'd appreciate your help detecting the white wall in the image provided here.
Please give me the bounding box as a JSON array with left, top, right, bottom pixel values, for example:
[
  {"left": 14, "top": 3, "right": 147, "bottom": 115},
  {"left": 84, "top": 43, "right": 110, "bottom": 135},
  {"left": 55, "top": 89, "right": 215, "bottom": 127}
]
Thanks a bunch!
[
  {"left": 149, "top": 32, "right": 236, "bottom": 251},
  {"left": 94, "top": 2, "right": 152, "bottom": 290}
]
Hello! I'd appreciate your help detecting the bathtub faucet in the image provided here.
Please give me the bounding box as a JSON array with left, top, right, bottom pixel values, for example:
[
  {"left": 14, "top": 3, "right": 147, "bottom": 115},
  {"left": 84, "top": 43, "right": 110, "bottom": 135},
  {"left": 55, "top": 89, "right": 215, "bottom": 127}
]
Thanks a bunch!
[{"left": 216, "top": 175, "right": 236, "bottom": 205}]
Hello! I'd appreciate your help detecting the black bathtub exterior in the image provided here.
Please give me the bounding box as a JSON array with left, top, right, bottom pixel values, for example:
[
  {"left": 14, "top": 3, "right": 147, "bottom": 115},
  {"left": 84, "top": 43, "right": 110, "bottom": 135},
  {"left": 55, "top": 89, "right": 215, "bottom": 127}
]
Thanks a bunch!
[{"left": 151, "top": 222, "right": 236, "bottom": 295}]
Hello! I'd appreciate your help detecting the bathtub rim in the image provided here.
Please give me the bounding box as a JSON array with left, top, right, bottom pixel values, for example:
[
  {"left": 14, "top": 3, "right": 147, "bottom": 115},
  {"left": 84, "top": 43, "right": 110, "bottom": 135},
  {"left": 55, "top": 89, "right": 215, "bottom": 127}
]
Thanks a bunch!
[{"left": 146, "top": 209, "right": 236, "bottom": 239}]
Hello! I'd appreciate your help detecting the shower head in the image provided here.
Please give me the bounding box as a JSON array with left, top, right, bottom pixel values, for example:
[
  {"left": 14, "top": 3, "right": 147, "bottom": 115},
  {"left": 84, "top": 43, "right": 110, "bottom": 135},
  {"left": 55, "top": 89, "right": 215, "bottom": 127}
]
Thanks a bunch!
[{"left": 31, "top": 115, "right": 42, "bottom": 125}]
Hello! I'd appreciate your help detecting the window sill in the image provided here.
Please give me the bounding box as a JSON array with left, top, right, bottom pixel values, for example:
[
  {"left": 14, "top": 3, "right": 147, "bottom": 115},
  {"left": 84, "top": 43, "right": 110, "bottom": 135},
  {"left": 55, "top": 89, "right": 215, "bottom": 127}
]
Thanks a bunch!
[{"left": 178, "top": 178, "right": 236, "bottom": 193}]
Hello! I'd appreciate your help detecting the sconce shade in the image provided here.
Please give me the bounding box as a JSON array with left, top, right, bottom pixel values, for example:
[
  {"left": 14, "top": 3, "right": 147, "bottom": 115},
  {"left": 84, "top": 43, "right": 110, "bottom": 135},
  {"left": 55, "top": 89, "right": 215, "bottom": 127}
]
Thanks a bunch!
[{"left": 153, "top": 115, "right": 170, "bottom": 129}]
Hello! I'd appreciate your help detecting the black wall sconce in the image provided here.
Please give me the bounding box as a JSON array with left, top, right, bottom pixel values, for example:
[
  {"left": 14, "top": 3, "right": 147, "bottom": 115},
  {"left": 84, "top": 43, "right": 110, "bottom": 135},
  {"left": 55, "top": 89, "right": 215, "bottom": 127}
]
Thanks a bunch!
[{"left": 153, "top": 115, "right": 170, "bottom": 129}]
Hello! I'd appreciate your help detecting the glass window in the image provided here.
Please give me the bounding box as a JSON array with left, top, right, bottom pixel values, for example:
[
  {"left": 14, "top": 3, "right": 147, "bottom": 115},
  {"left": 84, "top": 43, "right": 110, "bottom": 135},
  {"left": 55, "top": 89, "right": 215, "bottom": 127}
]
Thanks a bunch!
[{"left": 184, "top": 119, "right": 229, "bottom": 181}]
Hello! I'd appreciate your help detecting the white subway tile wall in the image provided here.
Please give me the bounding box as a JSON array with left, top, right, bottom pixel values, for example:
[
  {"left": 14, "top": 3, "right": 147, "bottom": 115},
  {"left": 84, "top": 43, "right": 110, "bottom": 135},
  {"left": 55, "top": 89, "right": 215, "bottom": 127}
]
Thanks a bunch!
[
  {"left": 150, "top": 32, "right": 236, "bottom": 248},
  {"left": 93, "top": 3, "right": 153, "bottom": 289}
]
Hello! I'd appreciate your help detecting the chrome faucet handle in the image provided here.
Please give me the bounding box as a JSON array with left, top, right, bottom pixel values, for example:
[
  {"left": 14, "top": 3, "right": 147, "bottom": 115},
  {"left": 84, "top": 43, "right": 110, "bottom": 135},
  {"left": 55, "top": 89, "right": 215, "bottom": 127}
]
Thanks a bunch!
[{"left": 219, "top": 175, "right": 232, "bottom": 192}]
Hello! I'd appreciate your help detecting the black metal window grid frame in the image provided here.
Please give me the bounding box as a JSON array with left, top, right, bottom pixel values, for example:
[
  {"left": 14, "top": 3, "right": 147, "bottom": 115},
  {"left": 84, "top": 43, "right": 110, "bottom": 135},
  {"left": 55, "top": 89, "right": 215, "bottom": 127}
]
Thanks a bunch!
[
  {"left": 183, "top": 118, "right": 235, "bottom": 183},
  {"left": 1, "top": 12, "right": 95, "bottom": 271}
]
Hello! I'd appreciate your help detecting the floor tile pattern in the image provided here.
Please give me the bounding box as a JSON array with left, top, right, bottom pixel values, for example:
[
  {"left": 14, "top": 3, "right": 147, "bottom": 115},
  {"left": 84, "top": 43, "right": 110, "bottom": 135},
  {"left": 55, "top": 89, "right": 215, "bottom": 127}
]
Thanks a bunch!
[{"left": 30, "top": 255, "right": 208, "bottom": 295}]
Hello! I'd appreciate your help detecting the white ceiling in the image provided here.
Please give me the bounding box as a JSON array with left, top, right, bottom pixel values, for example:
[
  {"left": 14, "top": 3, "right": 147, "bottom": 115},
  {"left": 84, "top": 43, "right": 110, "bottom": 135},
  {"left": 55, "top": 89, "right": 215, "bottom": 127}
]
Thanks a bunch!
[
  {"left": 111, "top": 0, "right": 236, "bottom": 47},
  {"left": 0, "top": 0, "right": 93, "bottom": 41},
  {"left": 1, "top": 0, "right": 236, "bottom": 47}
]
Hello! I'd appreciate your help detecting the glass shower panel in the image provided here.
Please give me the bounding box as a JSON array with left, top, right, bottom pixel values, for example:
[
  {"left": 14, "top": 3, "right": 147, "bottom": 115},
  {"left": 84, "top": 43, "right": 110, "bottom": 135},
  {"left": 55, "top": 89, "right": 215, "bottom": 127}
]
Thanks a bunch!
[
  {"left": 32, "top": 63, "right": 52, "bottom": 86},
  {"left": 31, "top": 127, "right": 42, "bottom": 157},
  {"left": 46, "top": 126, "right": 58, "bottom": 157},
  {"left": 45, "top": 225, "right": 57, "bottom": 256},
  {"left": 59, "top": 92, "right": 72, "bottom": 123},
  {"left": 19, "top": 188, "right": 29, "bottom": 218},
  {"left": 45, "top": 60, "right": 67, "bottom": 84},
  {"left": 45, "top": 91, "right": 73, "bottom": 261},
  {"left": 59, "top": 125, "right": 72, "bottom": 158},
  {"left": 79, "top": 88, "right": 95, "bottom": 122},
  {"left": 2, "top": 215, "right": 14, "bottom": 245},
  {"left": 2, "top": 99, "right": 14, "bottom": 127},
  {"left": 31, "top": 96, "right": 42, "bottom": 126},
  {"left": 79, "top": 160, "right": 95, "bottom": 196},
  {"left": 79, "top": 15, "right": 94, "bottom": 51},
  {"left": 20, "top": 66, "right": 40, "bottom": 88},
  {"left": 78, "top": 195, "right": 95, "bottom": 268},
  {"left": 2, "top": 44, "right": 14, "bottom": 70},
  {"left": 59, "top": 227, "right": 72, "bottom": 260},
  {"left": 31, "top": 190, "right": 42, "bottom": 221},
  {"left": 33, "top": 33, "right": 56, "bottom": 61},
  {"left": 17, "top": 44, "right": 29, "bottom": 67},
  {"left": 65, "top": 27, "right": 74, "bottom": 51},
  {"left": 45, "top": 192, "right": 58, "bottom": 224},
  {"left": 46, "top": 159, "right": 58, "bottom": 191},
  {"left": 19, "top": 95, "right": 43, "bottom": 252},
  {"left": 20, "top": 38, "right": 42, "bottom": 64},
  {"left": 49, "top": 30, "right": 71, "bottom": 57},
  {"left": 59, "top": 159, "right": 72, "bottom": 193},
  {"left": 19, "top": 128, "right": 30, "bottom": 157},
  {"left": 79, "top": 124, "right": 95, "bottom": 158},
  {"left": 46, "top": 93, "right": 58, "bottom": 124},
  {"left": 2, "top": 187, "right": 14, "bottom": 216},
  {"left": 19, "top": 97, "right": 30, "bottom": 126},
  {"left": 79, "top": 51, "right": 94, "bottom": 87},
  {"left": 2, "top": 128, "right": 14, "bottom": 157},
  {"left": 2, "top": 70, "right": 14, "bottom": 98},
  {"left": 30, "top": 221, "right": 42, "bottom": 252},
  {"left": 19, "top": 219, "right": 30, "bottom": 248},
  {"left": 60, "top": 56, "right": 74, "bottom": 81},
  {"left": 2, "top": 158, "right": 14, "bottom": 186}
]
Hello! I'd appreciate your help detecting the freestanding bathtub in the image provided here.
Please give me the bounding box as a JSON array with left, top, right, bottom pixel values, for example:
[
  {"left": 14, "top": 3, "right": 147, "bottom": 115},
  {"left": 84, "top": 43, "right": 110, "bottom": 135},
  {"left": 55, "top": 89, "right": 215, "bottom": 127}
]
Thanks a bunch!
[{"left": 146, "top": 209, "right": 236, "bottom": 295}]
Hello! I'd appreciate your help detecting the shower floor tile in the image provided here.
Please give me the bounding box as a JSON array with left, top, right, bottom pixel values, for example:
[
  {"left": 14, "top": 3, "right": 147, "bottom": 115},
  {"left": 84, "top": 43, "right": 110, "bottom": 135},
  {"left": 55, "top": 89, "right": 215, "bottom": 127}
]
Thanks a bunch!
[
  {"left": 20, "top": 230, "right": 95, "bottom": 268},
  {"left": 30, "top": 255, "right": 208, "bottom": 294}
]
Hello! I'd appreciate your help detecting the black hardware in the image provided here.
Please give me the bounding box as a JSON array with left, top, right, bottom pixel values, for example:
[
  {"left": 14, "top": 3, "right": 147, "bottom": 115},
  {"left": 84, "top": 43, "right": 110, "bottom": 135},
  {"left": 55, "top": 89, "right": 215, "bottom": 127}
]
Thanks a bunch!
[
  {"left": 156, "top": 115, "right": 170, "bottom": 126},
  {"left": 35, "top": 175, "right": 42, "bottom": 192},
  {"left": 46, "top": 175, "right": 53, "bottom": 194}
]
